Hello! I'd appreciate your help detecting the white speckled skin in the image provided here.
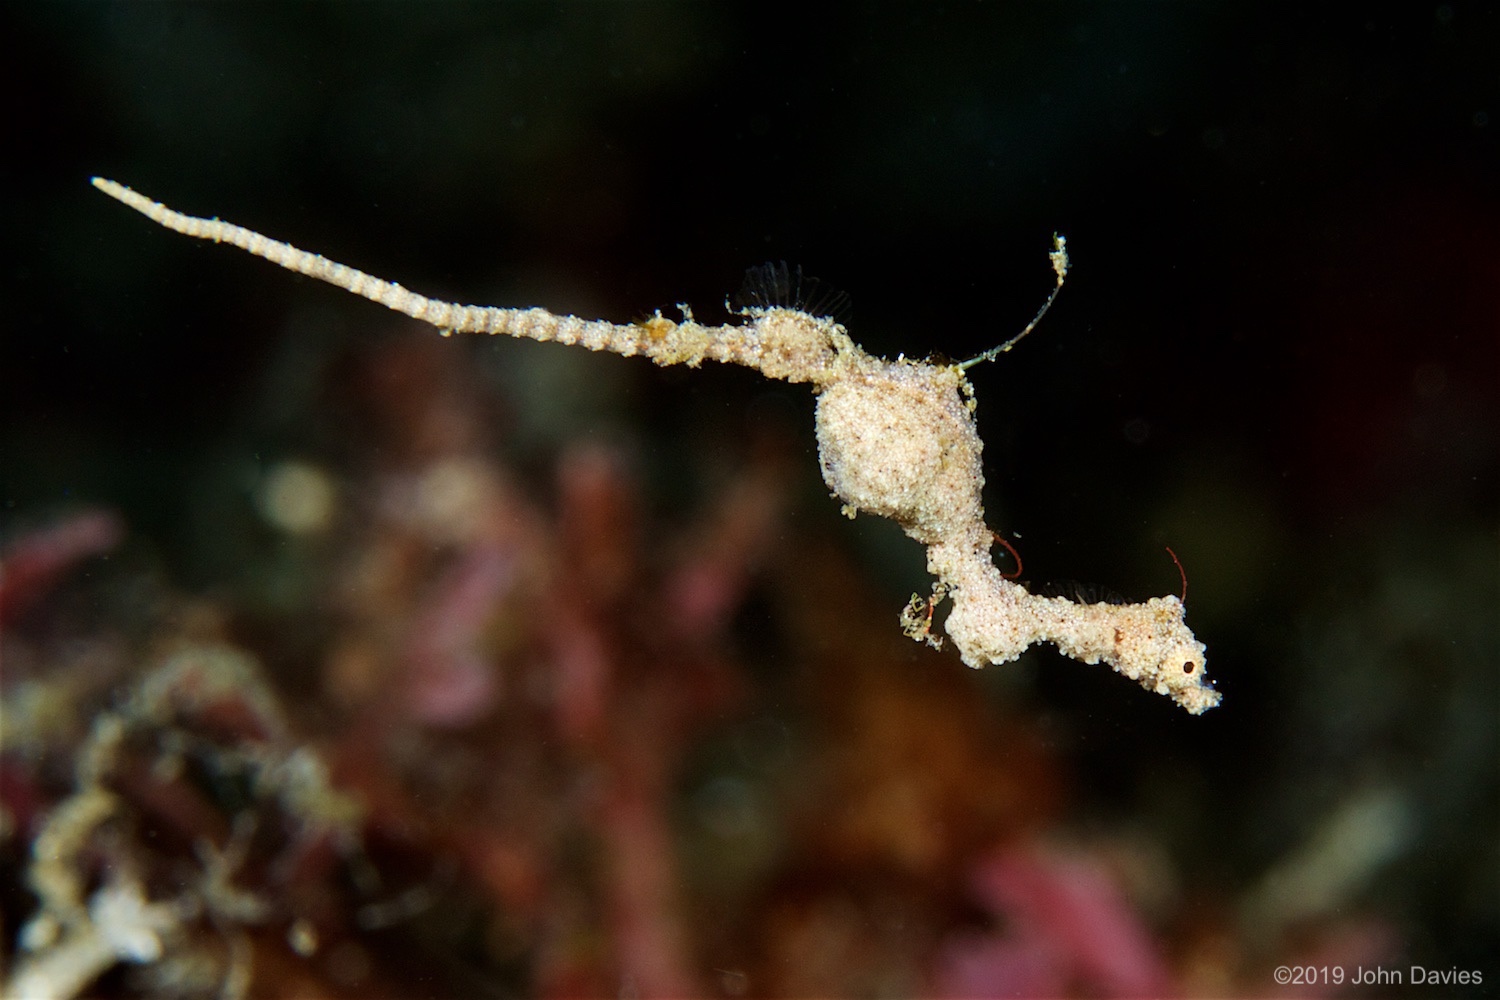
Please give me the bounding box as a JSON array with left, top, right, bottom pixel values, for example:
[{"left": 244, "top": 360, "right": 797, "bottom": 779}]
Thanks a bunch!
[{"left": 93, "top": 177, "right": 1219, "bottom": 713}]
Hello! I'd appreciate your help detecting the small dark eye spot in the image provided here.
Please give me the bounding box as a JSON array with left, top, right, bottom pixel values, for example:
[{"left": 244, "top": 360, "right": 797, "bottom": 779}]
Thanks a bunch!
[{"left": 1182, "top": 661, "right": 1196, "bottom": 674}]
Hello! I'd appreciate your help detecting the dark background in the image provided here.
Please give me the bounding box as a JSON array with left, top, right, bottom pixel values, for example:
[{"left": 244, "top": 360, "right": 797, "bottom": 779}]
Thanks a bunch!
[{"left": 4, "top": 2, "right": 1496, "bottom": 993}]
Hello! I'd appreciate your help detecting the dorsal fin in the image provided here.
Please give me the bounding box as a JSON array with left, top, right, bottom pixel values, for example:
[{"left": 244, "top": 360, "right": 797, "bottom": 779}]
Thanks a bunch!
[{"left": 735, "top": 261, "right": 851, "bottom": 323}]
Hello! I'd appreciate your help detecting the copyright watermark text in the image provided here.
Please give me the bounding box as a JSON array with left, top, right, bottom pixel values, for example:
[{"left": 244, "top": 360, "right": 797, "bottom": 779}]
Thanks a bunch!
[{"left": 1273, "top": 965, "right": 1483, "bottom": 988}]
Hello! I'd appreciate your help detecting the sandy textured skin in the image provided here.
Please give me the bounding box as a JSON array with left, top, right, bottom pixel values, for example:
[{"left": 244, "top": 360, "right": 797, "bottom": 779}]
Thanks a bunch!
[
  {"left": 809, "top": 345, "right": 1219, "bottom": 715},
  {"left": 92, "top": 177, "right": 1220, "bottom": 714},
  {"left": 814, "top": 361, "right": 985, "bottom": 543}
]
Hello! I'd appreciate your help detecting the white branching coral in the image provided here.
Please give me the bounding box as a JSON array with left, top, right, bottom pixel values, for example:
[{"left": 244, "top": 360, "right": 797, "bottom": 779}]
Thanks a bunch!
[
  {"left": 5, "top": 646, "right": 366, "bottom": 1000},
  {"left": 91, "top": 178, "right": 1220, "bottom": 714}
]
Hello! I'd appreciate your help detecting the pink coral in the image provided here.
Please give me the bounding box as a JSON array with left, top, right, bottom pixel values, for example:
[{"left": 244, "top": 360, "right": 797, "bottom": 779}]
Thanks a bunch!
[
  {"left": 932, "top": 841, "right": 1173, "bottom": 999},
  {"left": 0, "top": 508, "right": 123, "bottom": 626}
]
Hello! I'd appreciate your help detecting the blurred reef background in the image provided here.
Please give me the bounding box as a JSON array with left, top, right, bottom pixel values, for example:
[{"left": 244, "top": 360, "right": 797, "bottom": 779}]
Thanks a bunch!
[{"left": 2, "top": 4, "right": 1495, "bottom": 998}]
